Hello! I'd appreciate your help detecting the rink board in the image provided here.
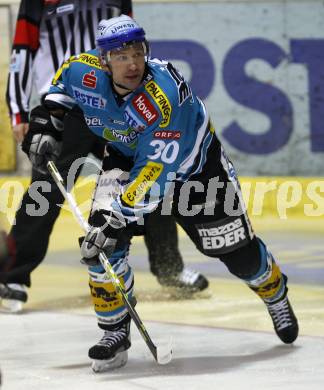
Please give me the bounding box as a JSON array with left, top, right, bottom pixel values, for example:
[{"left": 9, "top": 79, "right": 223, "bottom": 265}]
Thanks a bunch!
[{"left": 1, "top": 176, "right": 324, "bottom": 244}]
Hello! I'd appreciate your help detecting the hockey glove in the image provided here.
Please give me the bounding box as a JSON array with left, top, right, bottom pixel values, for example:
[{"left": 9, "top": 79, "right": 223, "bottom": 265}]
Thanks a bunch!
[
  {"left": 22, "top": 105, "right": 63, "bottom": 174},
  {"left": 80, "top": 209, "right": 126, "bottom": 266}
]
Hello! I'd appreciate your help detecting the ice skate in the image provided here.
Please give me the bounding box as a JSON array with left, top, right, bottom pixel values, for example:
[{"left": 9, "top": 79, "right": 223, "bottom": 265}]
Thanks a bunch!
[
  {"left": 159, "top": 266, "right": 209, "bottom": 294},
  {"left": 91, "top": 350, "right": 128, "bottom": 372},
  {"left": 266, "top": 295, "right": 299, "bottom": 344},
  {"left": 89, "top": 321, "right": 131, "bottom": 372},
  {"left": 0, "top": 284, "right": 27, "bottom": 313}
]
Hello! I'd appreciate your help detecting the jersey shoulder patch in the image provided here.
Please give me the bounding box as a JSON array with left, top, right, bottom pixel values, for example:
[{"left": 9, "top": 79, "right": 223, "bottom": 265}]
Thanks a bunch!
[{"left": 75, "top": 52, "right": 102, "bottom": 70}]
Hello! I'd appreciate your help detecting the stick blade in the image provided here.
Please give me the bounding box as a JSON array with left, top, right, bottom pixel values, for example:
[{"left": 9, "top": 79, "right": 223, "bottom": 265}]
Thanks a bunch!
[{"left": 156, "top": 337, "right": 173, "bottom": 365}]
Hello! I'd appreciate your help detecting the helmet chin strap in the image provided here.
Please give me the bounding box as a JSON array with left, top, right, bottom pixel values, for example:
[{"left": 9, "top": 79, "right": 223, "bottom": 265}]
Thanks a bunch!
[
  {"left": 112, "top": 80, "right": 133, "bottom": 93},
  {"left": 104, "top": 62, "right": 133, "bottom": 94}
]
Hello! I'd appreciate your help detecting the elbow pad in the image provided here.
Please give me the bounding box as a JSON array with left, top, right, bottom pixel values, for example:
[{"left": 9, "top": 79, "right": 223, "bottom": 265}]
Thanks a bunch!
[
  {"left": 21, "top": 104, "right": 63, "bottom": 174},
  {"left": 27, "top": 104, "right": 62, "bottom": 141}
]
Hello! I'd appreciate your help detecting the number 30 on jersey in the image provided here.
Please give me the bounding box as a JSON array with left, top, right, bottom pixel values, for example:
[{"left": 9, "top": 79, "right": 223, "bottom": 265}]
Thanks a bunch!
[{"left": 147, "top": 140, "right": 179, "bottom": 164}]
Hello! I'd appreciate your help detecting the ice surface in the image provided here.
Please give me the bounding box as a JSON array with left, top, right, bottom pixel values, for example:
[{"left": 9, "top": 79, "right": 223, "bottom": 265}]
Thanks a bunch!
[{"left": 0, "top": 311, "right": 323, "bottom": 390}]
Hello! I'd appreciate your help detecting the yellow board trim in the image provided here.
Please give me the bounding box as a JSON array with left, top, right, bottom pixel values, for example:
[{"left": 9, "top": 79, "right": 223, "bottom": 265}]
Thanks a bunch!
[
  {"left": 0, "top": 63, "right": 15, "bottom": 170},
  {"left": 2, "top": 176, "right": 324, "bottom": 252}
]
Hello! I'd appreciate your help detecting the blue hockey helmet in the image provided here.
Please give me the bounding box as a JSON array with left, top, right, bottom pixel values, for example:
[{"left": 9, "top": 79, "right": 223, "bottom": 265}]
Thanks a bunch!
[{"left": 96, "top": 15, "right": 149, "bottom": 65}]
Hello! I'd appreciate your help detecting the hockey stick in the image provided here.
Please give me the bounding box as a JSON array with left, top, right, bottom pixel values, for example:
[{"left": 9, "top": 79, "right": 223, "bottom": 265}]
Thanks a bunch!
[{"left": 46, "top": 160, "right": 172, "bottom": 365}]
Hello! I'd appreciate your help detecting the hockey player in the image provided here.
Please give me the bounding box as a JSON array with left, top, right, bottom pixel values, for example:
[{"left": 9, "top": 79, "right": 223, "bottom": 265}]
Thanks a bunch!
[
  {"left": 21, "top": 15, "right": 299, "bottom": 371},
  {"left": 1, "top": 0, "right": 208, "bottom": 313}
]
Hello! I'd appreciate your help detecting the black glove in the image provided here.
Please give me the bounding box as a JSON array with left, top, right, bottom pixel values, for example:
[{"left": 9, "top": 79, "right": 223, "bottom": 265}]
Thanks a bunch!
[
  {"left": 80, "top": 209, "right": 126, "bottom": 266},
  {"left": 22, "top": 105, "right": 63, "bottom": 174}
]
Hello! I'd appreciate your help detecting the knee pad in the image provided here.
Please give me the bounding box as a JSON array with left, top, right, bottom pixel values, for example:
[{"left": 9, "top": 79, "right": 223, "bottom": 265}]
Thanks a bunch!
[{"left": 220, "top": 236, "right": 261, "bottom": 278}]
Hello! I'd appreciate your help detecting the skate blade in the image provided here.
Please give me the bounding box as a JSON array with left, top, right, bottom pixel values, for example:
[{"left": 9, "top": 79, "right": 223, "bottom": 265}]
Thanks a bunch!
[
  {"left": 0, "top": 299, "right": 23, "bottom": 313},
  {"left": 156, "top": 337, "right": 173, "bottom": 365},
  {"left": 91, "top": 351, "right": 128, "bottom": 373}
]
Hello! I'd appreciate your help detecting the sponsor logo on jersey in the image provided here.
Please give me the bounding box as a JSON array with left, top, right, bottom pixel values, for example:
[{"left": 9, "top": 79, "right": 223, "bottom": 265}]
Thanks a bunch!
[
  {"left": 122, "top": 162, "right": 163, "bottom": 207},
  {"left": 84, "top": 116, "right": 103, "bottom": 127},
  {"left": 57, "top": 4, "right": 74, "bottom": 14},
  {"left": 144, "top": 81, "right": 171, "bottom": 128},
  {"left": 124, "top": 109, "right": 146, "bottom": 132},
  {"left": 153, "top": 131, "right": 181, "bottom": 139},
  {"left": 198, "top": 218, "right": 246, "bottom": 250},
  {"left": 107, "top": 118, "right": 126, "bottom": 125},
  {"left": 103, "top": 127, "right": 138, "bottom": 148},
  {"left": 111, "top": 129, "right": 137, "bottom": 144},
  {"left": 77, "top": 53, "right": 102, "bottom": 70},
  {"left": 82, "top": 70, "right": 97, "bottom": 89},
  {"left": 72, "top": 86, "right": 106, "bottom": 108},
  {"left": 132, "top": 93, "right": 158, "bottom": 125},
  {"left": 98, "top": 177, "right": 128, "bottom": 188},
  {"left": 45, "top": 1, "right": 74, "bottom": 16}
]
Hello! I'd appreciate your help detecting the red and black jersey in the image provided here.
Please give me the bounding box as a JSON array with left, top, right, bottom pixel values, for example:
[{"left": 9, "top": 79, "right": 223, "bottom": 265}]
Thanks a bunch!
[{"left": 6, "top": 0, "right": 132, "bottom": 126}]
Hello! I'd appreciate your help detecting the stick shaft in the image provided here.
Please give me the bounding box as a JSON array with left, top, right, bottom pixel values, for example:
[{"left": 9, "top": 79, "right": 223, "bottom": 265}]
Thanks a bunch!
[{"left": 47, "top": 161, "right": 158, "bottom": 361}]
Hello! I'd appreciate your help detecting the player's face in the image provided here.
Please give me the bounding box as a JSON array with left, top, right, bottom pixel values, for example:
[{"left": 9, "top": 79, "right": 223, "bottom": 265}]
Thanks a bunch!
[{"left": 109, "top": 43, "right": 146, "bottom": 92}]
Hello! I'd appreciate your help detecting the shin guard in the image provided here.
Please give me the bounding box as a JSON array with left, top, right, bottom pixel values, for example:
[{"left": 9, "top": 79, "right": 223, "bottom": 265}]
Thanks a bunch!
[
  {"left": 88, "top": 258, "right": 134, "bottom": 329},
  {"left": 245, "top": 239, "right": 287, "bottom": 303}
]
